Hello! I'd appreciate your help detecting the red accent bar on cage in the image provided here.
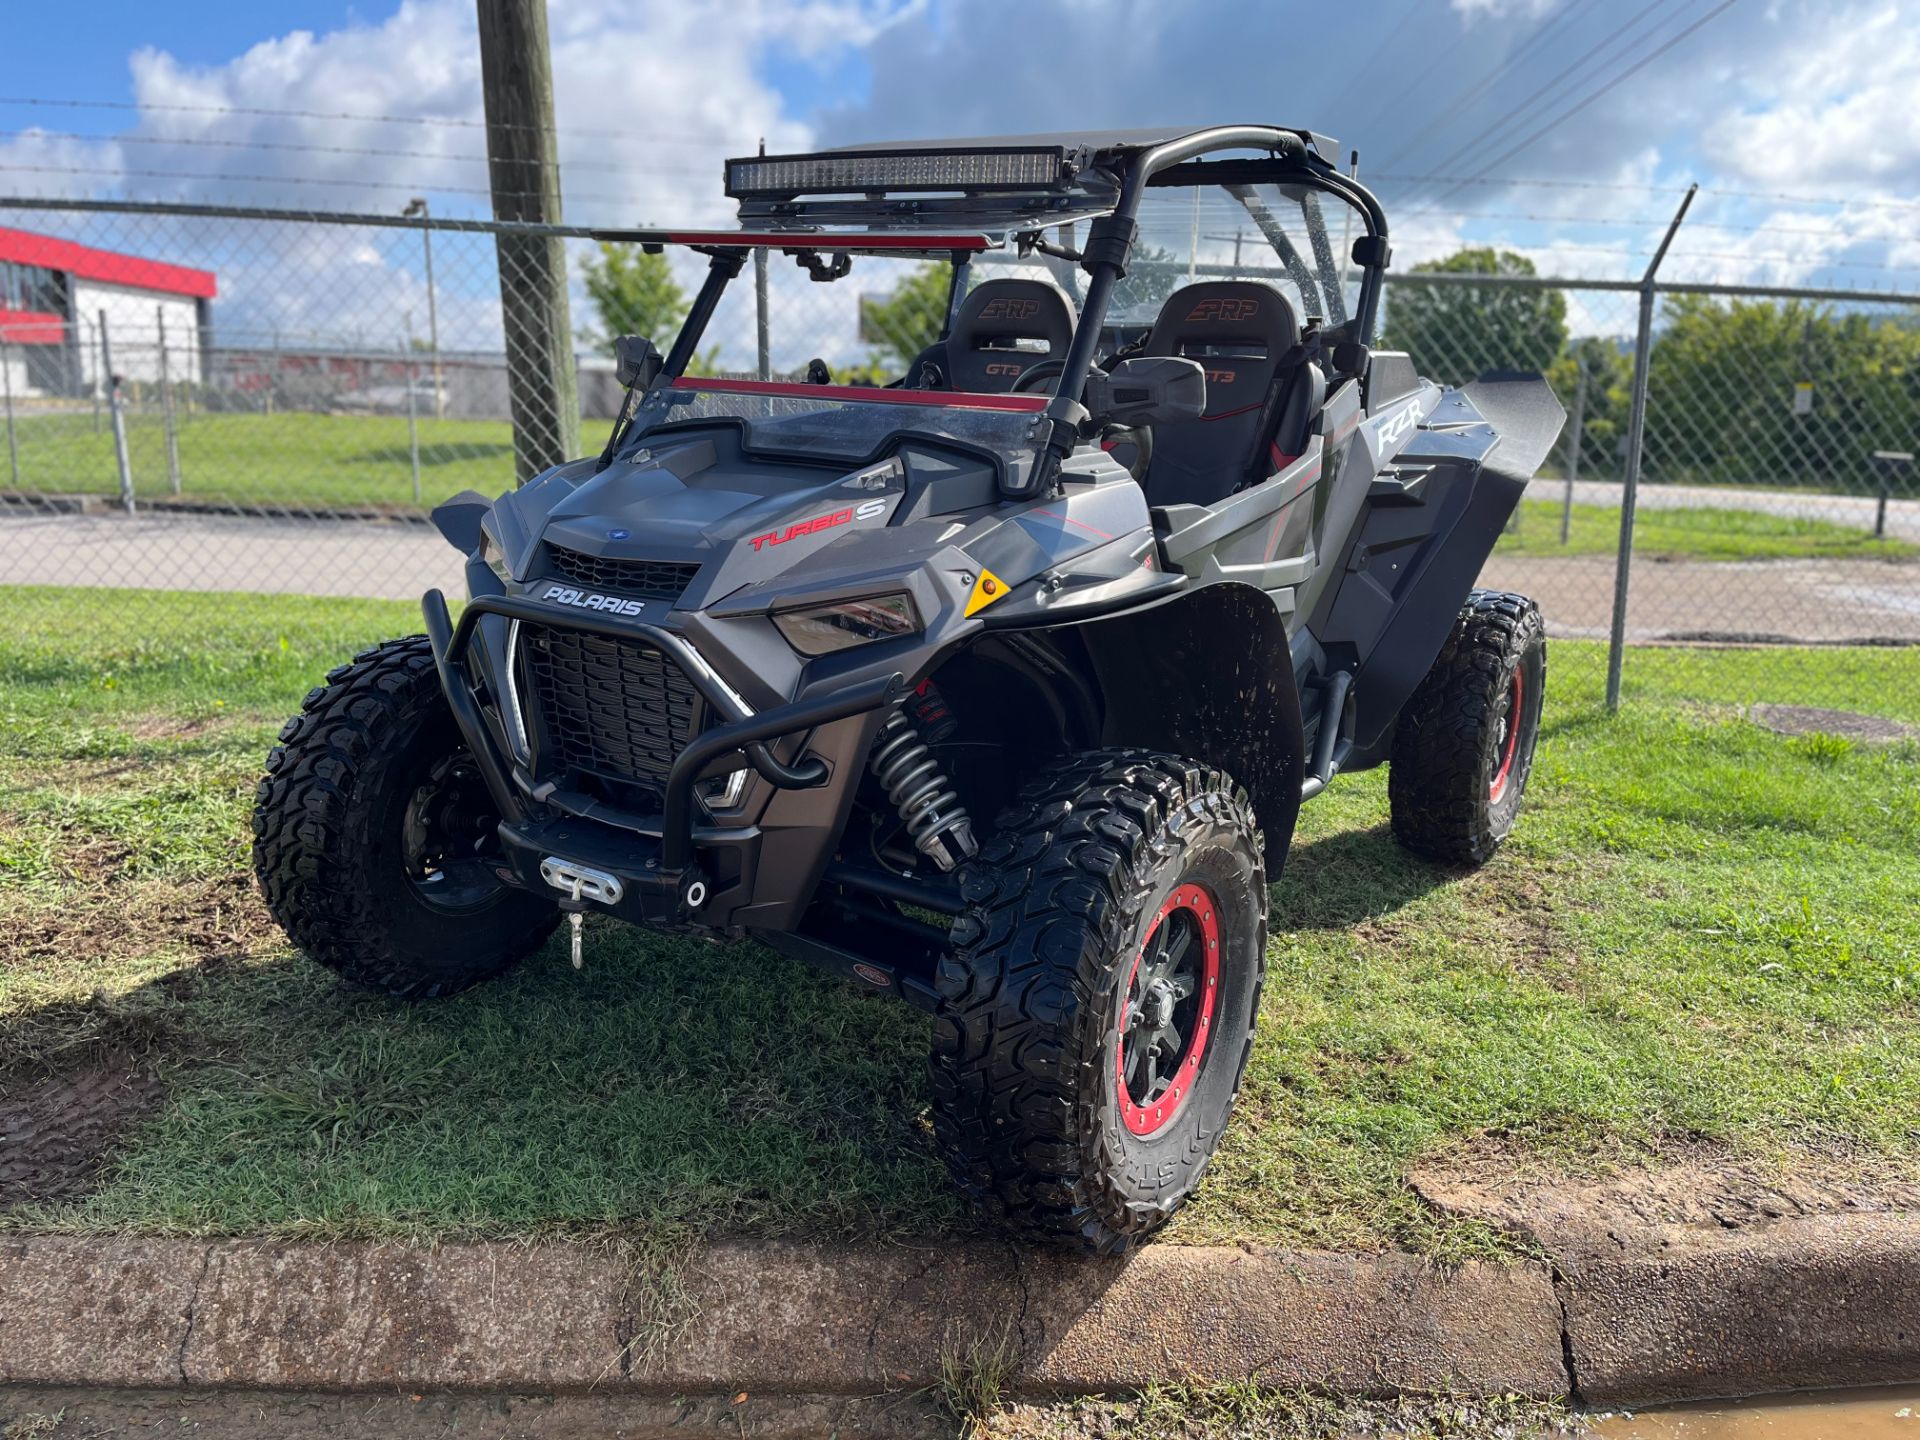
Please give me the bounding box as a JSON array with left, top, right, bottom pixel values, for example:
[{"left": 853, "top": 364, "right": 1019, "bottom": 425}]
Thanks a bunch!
[{"left": 674, "top": 377, "right": 1049, "bottom": 411}]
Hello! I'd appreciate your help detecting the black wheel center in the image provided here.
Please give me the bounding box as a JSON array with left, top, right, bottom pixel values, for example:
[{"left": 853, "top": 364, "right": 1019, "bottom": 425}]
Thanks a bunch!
[
  {"left": 400, "top": 750, "right": 506, "bottom": 911},
  {"left": 1121, "top": 904, "right": 1211, "bottom": 1115}
]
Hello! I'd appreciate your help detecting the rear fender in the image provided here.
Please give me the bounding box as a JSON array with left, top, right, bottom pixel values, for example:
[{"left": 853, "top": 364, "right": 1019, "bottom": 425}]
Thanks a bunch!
[
  {"left": 1313, "top": 372, "right": 1565, "bottom": 748},
  {"left": 1069, "top": 583, "right": 1303, "bottom": 872}
]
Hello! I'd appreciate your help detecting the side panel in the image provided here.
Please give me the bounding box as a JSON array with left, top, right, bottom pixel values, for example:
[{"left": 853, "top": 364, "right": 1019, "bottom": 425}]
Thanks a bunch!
[
  {"left": 1072, "top": 584, "right": 1304, "bottom": 871},
  {"left": 1312, "top": 375, "right": 1565, "bottom": 748}
]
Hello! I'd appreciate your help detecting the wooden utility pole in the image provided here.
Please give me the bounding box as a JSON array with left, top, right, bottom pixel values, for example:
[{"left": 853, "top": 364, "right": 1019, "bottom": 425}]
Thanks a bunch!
[{"left": 476, "top": 0, "right": 579, "bottom": 480}]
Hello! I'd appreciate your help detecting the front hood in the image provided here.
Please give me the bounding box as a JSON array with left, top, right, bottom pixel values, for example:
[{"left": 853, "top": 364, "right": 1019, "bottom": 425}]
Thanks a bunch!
[{"left": 495, "top": 436, "right": 910, "bottom": 609}]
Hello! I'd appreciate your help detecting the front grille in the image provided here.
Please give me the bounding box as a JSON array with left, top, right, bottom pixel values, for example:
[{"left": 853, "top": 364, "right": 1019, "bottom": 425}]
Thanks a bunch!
[
  {"left": 518, "top": 625, "right": 699, "bottom": 794},
  {"left": 547, "top": 545, "right": 699, "bottom": 603}
]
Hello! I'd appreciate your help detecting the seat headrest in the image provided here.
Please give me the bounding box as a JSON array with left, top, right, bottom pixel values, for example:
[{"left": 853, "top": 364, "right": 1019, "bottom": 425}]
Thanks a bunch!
[
  {"left": 1145, "top": 280, "right": 1299, "bottom": 352},
  {"left": 1142, "top": 281, "right": 1301, "bottom": 420},
  {"left": 944, "top": 279, "right": 1076, "bottom": 392}
]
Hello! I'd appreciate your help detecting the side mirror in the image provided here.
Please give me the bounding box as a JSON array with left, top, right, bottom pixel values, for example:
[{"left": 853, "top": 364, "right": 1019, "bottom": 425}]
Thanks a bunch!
[
  {"left": 614, "top": 335, "right": 663, "bottom": 390},
  {"left": 1084, "top": 355, "right": 1206, "bottom": 428}
]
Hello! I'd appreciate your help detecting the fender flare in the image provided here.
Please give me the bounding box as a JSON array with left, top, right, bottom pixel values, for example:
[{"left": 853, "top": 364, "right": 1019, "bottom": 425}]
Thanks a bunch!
[{"left": 1064, "top": 582, "right": 1304, "bottom": 873}]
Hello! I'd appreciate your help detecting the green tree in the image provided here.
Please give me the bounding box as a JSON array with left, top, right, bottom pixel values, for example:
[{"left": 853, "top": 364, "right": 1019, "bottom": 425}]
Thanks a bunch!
[
  {"left": 1646, "top": 295, "right": 1920, "bottom": 493},
  {"left": 859, "top": 262, "right": 952, "bottom": 371},
  {"left": 1384, "top": 248, "right": 1569, "bottom": 385},
  {"left": 580, "top": 242, "right": 723, "bottom": 374},
  {"left": 1545, "top": 336, "right": 1634, "bottom": 479},
  {"left": 580, "top": 242, "right": 690, "bottom": 348}
]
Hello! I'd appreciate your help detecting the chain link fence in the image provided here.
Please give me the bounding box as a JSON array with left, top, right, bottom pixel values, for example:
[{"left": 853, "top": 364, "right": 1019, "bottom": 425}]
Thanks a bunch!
[{"left": 2, "top": 198, "right": 1914, "bottom": 706}]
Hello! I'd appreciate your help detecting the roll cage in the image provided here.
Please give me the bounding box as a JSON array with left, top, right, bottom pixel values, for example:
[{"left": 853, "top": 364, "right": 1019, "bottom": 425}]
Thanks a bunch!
[{"left": 592, "top": 125, "right": 1391, "bottom": 497}]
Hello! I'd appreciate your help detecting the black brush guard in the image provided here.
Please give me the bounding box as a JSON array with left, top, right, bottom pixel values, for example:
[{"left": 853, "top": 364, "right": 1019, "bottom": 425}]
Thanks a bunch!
[{"left": 421, "top": 588, "right": 904, "bottom": 913}]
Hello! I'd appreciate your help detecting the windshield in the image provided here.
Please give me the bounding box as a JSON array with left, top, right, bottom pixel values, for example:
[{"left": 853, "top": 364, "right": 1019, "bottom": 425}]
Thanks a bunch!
[
  {"left": 1103, "top": 181, "right": 1366, "bottom": 332},
  {"left": 623, "top": 378, "right": 1045, "bottom": 480}
]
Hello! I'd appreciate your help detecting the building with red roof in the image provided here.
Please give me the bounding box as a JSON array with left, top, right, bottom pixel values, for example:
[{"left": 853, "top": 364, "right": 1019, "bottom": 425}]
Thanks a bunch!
[{"left": 0, "top": 226, "right": 217, "bottom": 397}]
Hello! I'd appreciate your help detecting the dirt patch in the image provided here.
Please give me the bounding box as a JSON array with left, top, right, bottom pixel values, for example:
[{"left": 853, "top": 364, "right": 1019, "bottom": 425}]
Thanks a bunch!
[
  {"left": 1, "top": 869, "right": 275, "bottom": 973},
  {"left": 125, "top": 714, "right": 225, "bottom": 743},
  {"left": 1748, "top": 704, "right": 1918, "bottom": 744},
  {"left": 0, "top": 1050, "right": 163, "bottom": 1208},
  {"left": 1409, "top": 1141, "right": 1920, "bottom": 1249}
]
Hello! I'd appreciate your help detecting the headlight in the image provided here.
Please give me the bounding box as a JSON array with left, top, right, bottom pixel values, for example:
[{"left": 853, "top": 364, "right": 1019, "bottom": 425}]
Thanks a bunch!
[
  {"left": 476, "top": 527, "right": 511, "bottom": 586},
  {"left": 772, "top": 593, "right": 920, "bottom": 656}
]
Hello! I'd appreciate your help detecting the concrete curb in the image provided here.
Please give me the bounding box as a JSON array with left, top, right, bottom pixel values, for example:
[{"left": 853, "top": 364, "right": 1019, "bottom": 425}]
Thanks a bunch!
[
  {"left": 4, "top": 1217, "right": 1918, "bottom": 1404},
  {"left": 2, "top": 1237, "right": 1562, "bottom": 1397}
]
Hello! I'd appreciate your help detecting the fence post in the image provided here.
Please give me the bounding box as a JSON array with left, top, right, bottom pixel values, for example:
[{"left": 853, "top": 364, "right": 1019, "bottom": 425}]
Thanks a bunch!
[
  {"left": 157, "top": 306, "right": 183, "bottom": 496},
  {"left": 99, "top": 310, "right": 136, "bottom": 516},
  {"left": 1606, "top": 184, "right": 1696, "bottom": 713},
  {"left": 1, "top": 335, "right": 18, "bottom": 490},
  {"left": 404, "top": 331, "right": 423, "bottom": 506},
  {"left": 754, "top": 138, "right": 771, "bottom": 381},
  {"left": 1559, "top": 351, "right": 1586, "bottom": 546},
  {"left": 90, "top": 317, "right": 103, "bottom": 434},
  {"left": 477, "top": 0, "right": 581, "bottom": 480}
]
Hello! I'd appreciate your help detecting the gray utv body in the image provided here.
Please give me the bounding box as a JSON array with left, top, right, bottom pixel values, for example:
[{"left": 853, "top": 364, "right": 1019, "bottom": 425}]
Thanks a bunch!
[{"left": 420, "top": 125, "right": 1565, "bottom": 1003}]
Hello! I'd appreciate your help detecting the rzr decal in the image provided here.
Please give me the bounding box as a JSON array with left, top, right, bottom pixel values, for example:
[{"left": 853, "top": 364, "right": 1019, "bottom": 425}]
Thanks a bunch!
[
  {"left": 1376, "top": 399, "right": 1421, "bottom": 452},
  {"left": 1185, "top": 297, "right": 1259, "bottom": 323},
  {"left": 540, "top": 584, "right": 647, "bottom": 616},
  {"left": 749, "top": 498, "right": 889, "bottom": 552}
]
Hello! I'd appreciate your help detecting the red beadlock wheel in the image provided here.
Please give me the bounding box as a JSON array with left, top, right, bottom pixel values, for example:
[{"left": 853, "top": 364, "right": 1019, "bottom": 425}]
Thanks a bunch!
[{"left": 1116, "top": 883, "right": 1222, "bottom": 1137}]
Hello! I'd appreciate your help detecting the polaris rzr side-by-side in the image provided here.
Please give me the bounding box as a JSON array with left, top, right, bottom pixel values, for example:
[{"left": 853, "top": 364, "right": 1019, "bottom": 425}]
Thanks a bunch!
[{"left": 255, "top": 126, "right": 1563, "bottom": 1252}]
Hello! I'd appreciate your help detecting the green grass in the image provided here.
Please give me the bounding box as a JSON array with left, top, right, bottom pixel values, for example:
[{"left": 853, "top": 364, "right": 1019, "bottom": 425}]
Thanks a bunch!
[
  {"left": 4, "top": 410, "right": 528, "bottom": 510},
  {"left": 1496, "top": 497, "right": 1916, "bottom": 561},
  {"left": 2, "top": 586, "right": 1917, "bottom": 1252}
]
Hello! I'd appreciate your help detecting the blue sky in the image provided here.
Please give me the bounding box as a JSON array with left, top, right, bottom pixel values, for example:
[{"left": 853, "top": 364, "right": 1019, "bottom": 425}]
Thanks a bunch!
[{"left": 2, "top": 0, "right": 1915, "bottom": 357}]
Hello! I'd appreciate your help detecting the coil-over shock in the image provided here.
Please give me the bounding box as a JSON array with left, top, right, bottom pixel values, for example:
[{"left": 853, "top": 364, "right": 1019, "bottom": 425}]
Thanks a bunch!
[{"left": 869, "top": 682, "right": 976, "bottom": 872}]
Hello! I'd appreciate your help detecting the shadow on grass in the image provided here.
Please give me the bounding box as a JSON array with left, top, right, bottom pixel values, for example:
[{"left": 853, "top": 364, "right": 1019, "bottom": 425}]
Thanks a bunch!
[
  {"left": 2, "top": 928, "right": 963, "bottom": 1241},
  {"left": 1271, "top": 824, "right": 1455, "bottom": 932}
]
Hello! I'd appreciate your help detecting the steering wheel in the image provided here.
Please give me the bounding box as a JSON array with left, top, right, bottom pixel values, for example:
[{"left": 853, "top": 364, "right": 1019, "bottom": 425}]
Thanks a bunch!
[{"left": 1010, "top": 358, "right": 1067, "bottom": 394}]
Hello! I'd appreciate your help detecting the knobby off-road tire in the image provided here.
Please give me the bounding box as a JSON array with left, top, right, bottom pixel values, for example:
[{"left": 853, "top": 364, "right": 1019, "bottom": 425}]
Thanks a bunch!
[
  {"left": 253, "top": 636, "right": 559, "bottom": 998},
  {"left": 1389, "top": 589, "right": 1547, "bottom": 866},
  {"left": 932, "top": 750, "right": 1267, "bottom": 1253}
]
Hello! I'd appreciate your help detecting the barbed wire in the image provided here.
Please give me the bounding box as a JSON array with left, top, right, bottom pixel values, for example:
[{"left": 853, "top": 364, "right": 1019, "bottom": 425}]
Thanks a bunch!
[
  {"left": 0, "top": 162, "right": 695, "bottom": 207},
  {"left": 0, "top": 94, "right": 746, "bottom": 146},
  {"left": 0, "top": 128, "right": 715, "bottom": 176}
]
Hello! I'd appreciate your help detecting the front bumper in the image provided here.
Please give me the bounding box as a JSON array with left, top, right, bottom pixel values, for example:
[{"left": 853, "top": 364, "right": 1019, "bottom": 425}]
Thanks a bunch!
[{"left": 421, "top": 587, "right": 902, "bottom": 924}]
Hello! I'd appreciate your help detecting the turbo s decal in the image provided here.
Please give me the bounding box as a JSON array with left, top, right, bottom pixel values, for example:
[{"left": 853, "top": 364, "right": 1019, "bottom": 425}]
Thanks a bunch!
[{"left": 749, "top": 498, "right": 890, "bottom": 552}]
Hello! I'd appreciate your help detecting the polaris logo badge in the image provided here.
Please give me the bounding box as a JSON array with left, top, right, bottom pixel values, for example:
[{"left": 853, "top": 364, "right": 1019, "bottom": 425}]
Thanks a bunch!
[
  {"left": 1186, "top": 297, "right": 1259, "bottom": 323},
  {"left": 749, "top": 497, "right": 889, "bottom": 552},
  {"left": 540, "top": 584, "right": 647, "bottom": 616}
]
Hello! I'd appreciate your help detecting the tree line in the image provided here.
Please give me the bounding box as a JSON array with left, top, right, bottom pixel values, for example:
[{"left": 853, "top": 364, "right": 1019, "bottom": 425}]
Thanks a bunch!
[{"left": 578, "top": 240, "right": 1918, "bottom": 496}]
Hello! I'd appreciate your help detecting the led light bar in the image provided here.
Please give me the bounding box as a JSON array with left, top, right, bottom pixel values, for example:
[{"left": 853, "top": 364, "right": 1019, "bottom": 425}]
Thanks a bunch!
[{"left": 726, "top": 147, "right": 1074, "bottom": 199}]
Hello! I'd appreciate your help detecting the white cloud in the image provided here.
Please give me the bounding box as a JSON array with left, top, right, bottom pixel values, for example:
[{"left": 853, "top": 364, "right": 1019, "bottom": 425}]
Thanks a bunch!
[
  {"left": 1701, "top": 2, "right": 1920, "bottom": 189},
  {"left": 1448, "top": 0, "right": 1560, "bottom": 18}
]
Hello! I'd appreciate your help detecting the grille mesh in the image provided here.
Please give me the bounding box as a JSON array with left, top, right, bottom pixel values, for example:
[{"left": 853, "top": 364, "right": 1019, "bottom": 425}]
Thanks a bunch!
[
  {"left": 547, "top": 545, "right": 699, "bottom": 603},
  {"left": 519, "top": 625, "right": 698, "bottom": 793}
]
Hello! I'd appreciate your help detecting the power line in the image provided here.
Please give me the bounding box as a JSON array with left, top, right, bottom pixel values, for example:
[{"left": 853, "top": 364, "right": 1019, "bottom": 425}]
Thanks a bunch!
[
  {"left": 1403, "top": 0, "right": 1743, "bottom": 220},
  {"left": 1373, "top": 0, "right": 1606, "bottom": 173},
  {"left": 1396, "top": 0, "right": 1679, "bottom": 206},
  {"left": 1319, "top": 0, "right": 1425, "bottom": 118}
]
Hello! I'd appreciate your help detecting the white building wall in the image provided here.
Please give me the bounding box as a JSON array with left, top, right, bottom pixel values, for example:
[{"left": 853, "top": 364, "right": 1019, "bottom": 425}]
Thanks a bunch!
[
  {"left": 1, "top": 347, "right": 28, "bottom": 401},
  {"left": 70, "top": 280, "right": 204, "bottom": 389}
]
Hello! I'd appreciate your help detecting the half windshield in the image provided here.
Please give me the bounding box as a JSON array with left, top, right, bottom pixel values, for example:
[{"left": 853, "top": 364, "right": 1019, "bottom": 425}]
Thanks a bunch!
[{"left": 622, "top": 378, "right": 1046, "bottom": 473}]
